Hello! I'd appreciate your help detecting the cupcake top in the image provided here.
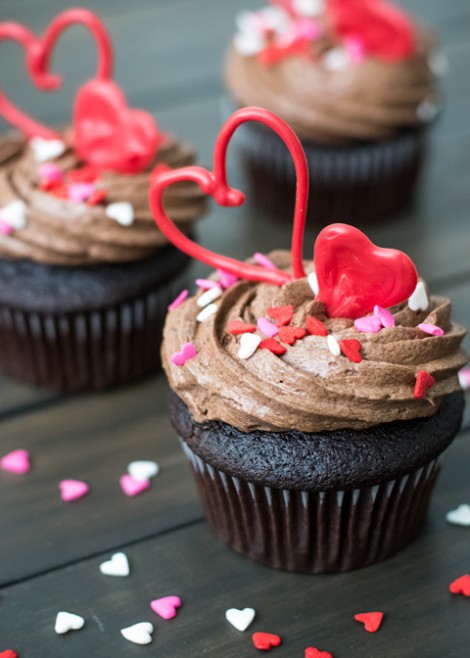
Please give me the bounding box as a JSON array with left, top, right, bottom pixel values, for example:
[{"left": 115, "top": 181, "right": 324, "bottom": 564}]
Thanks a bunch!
[
  {"left": 0, "top": 133, "right": 205, "bottom": 265},
  {"left": 0, "top": 9, "right": 205, "bottom": 264},
  {"left": 162, "top": 250, "right": 467, "bottom": 433},
  {"left": 225, "top": 0, "right": 440, "bottom": 143}
]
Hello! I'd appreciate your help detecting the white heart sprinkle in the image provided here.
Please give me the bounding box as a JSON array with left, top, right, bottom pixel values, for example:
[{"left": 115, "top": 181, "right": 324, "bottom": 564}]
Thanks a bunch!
[
  {"left": 238, "top": 333, "right": 261, "bottom": 359},
  {"left": 197, "top": 303, "right": 218, "bottom": 322},
  {"left": 55, "top": 611, "right": 85, "bottom": 634},
  {"left": 323, "top": 47, "right": 349, "bottom": 71},
  {"left": 121, "top": 622, "right": 154, "bottom": 645},
  {"left": 30, "top": 137, "right": 66, "bottom": 163},
  {"left": 100, "top": 552, "right": 130, "bottom": 577},
  {"left": 105, "top": 202, "right": 134, "bottom": 226},
  {"left": 197, "top": 286, "right": 222, "bottom": 308},
  {"left": 446, "top": 504, "right": 470, "bottom": 527},
  {"left": 307, "top": 271, "right": 319, "bottom": 296},
  {"left": 417, "top": 99, "right": 439, "bottom": 123},
  {"left": 327, "top": 334, "right": 341, "bottom": 356},
  {"left": 225, "top": 607, "right": 256, "bottom": 632},
  {"left": 1, "top": 200, "right": 27, "bottom": 230},
  {"left": 128, "top": 460, "right": 159, "bottom": 481},
  {"left": 292, "top": 0, "right": 324, "bottom": 17},
  {"left": 408, "top": 281, "right": 429, "bottom": 312}
]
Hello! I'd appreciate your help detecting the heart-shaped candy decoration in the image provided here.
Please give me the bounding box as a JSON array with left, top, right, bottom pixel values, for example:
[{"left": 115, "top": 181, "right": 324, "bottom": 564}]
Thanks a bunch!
[
  {"left": 60, "top": 479, "right": 89, "bottom": 502},
  {"left": 30, "top": 136, "right": 66, "bottom": 162},
  {"left": 149, "top": 107, "right": 308, "bottom": 287},
  {"left": 267, "top": 305, "right": 294, "bottom": 327},
  {"left": 73, "top": 80, "right": 161, "bottom": 173},
  {"left": 414, "top": 370, "right": 435, "bottom": 399},
  {"left": 0, "top": 449, "right": 30, "bottom": 474},
  {"left": 339, "top": 338, "right": 362, "bottom": 363},
  {"left": 105, "top": 201, "right": 134, "bottom": 226},
  {"left": 446, "top": 504, "right": 470, "bottom": 527},
  {"left": 305, "top": 648, "right": 333, "bottom": 658},
  {"left": 0, "top": 8, "right": 112, "bottom": 139},
  {"left": 128, "top": 460, "right": 159, "bottom": 481},
  {"left": 449, "top": 574, "right": 470, "bottom": 596},
  {"left": 278, "top": 326, "right": 306, "bottom": 345},
  {"left": 408, "top": 281, "right": 429, "bottom": 311},
  {"left": 121, "top": 622, "right": 154, "bottom": 645},
  {"left": 120, "top": 474, "right": 150, "bottom": 496},
  {"left": 239, "top": 333, "right": 261, "bottom": 359},
  {"left": 252, "top": 632, "right": 282, "bottom": 650},
  {"left": 150, "top": 596, "right": 181, "bottom": 620},
  {"left": 227, "top": 320, "right": 256, "bottom": 335},
  {"left": 1, "top": 201, "right": 27, "bottom": 231},
  {"left": 354, "top": 611, "right": 384, "bottom": 633},
  {"left": 55, "top": 611, "right": 85, "bottom": 634},
  {"left": 315, "top": 224, "right": 417, "bottom": 319},
  {"left": 171, "top": 342, "right": 197, "bottom": 366},
  {"left": 100, "top": 552, "right": 130, "bottom": 577},
  {"left": 0, "top": 651, "right": 18, "bottom": 658},
  {"left": 225, "top": 607, "right": 256, "bottom": 632}
]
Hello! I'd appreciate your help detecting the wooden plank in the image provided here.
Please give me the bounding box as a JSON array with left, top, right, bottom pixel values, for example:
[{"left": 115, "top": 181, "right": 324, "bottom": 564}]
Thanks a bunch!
[
  {"left": 0, "top": 376, "right": 202, "bottom": 586},
  {"left": 1, "top": 426, "right": 470, "bottom": 656}
]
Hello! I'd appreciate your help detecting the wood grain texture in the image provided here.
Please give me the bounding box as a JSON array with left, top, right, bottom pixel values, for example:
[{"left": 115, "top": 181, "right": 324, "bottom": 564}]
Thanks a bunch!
[{"left": 1, "top": 427, "right": 469, "bottom": 658}]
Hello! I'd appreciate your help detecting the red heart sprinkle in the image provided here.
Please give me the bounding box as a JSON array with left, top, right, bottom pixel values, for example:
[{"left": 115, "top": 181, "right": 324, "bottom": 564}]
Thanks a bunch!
[
  {"left": 354, "top": 612, "right": 384, "bottom": 633},
  {"left": 414, "top": 370, "right": 435, "bottom": 399},
  {"left": 449, "top": 574, "right": 470, "bottom": 596},
  {"left": 278, "top": 326, "right": 306, "bottom": 345},
  {"left": 68, "top": 165, "right": 100, "bottom": 183},
  {"left": 0, "top": 651, "right": 18, "bottom": 658},
  {"left": 39, "top": 178, "right": 57, "bottom": 191},
  {"left": 227, "top": 320, "right": 256, "bottom": 335},
  {"left": 306, "top": 316, "right": 328, "bottom": 336},
  {"left": 259, "top": 338, "right": 287, "bottom": 356},
  {"left": 339, "top": 338, "right": 363, "bottom": 363},
  {"left": 267, "top": 305, "right": 294, "bottom": 327},
  {"left": 305, "top": 648, "right": 333, "bottom": 658},
  {"left": 50, "top": 184, "right": 68, "bottom": 199},
  {"left": 252, "top": 632, "right": 282, "bottom": 651},
  {"left": 86, "top": 188, "right": 107, "bottom": 206}
]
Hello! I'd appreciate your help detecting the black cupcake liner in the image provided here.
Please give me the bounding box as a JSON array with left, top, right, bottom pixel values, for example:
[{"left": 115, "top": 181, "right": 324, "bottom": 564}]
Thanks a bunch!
[
  {"left": 225, "top": 97, "right": 427, "bottom": 225},
  {"left": 0, "top": 268, "right": 188, "bottom": 392},
  {"left": 180, "top": 438, "right": 442, "bottom": 573}
]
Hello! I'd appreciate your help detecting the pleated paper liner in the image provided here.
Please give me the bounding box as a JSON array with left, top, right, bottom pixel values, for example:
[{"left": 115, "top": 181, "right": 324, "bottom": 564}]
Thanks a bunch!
[
  {"left": 234, "top": 114, "right": 426, "bottom": 226},
  {"left": 181, "top": 439, "right": 442, "bottom": 573},
  {"left": 0, "top": 268, "right": 187, "bottom": 392}
]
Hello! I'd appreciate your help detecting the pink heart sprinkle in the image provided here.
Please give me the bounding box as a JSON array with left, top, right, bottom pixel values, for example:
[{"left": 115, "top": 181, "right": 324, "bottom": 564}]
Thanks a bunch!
[
  {"left": 171, "top": 342, "right": 197, "bottom": 366},
  {"left": 0, "top": 218, "right": 13, "bottom": 235},
  {"left": 150, "top": 595, "right": 182, "bottom": 620},
  {"left": 253, "top": 252, "right": 276, "bottom": 270},
  {"left": 0, "top": 449, "right": 31, "bottom": 474},
  {"left": 373, "top": 305, "right": 395, "bottom": 328},
  {"left": 217, "top": 269, "right": 238, "bottom": 289},
  {"left": 60, "top": 479, "right": 89, "bottom": 502},
  {"left": 354, "top": 315, "right": 382, "bottom": 333},
  {"left": 418, "top": 323, "right": 445, "bottom": 337},
  {"left": 38, "top": 163, "right": 63, "bottom": 182},
  {"left": 257, "top": 317, "right": 278, "bottom": 337},
  {"left": 168, "top": 289, "right": 188, "bottom": 311},
  {"left": 67, "top": 182, "right": 95, "bottom": 202},
  {"left": 195, "top": 278, "right": 221, "bottom": 290},
  {"left": 120, "top": 474, "right": 150, "bottom": 497}
]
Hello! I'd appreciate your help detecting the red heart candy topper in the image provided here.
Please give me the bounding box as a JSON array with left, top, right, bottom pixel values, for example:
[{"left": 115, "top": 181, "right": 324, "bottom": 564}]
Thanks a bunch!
[
  {"left": 0, "top": 8, "right": 161, "bottom": 173},
  {"left": 149, "top": 107, "right": 418, "bottom": 319}
]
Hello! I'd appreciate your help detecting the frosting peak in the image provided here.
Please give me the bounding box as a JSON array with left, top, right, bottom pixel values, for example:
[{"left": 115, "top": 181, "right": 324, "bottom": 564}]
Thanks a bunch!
[{"left": 162, "top": 251, "right": 467, "bottom": 433}]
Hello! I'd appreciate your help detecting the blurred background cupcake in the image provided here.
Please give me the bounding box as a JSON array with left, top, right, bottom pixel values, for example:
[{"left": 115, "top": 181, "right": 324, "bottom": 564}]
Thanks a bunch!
[
  {"left": 224, "top": 0, "right": 443, "bottom": 225},
  {"left": 0, "top": 9, "right": 206, "bottom": 392}
]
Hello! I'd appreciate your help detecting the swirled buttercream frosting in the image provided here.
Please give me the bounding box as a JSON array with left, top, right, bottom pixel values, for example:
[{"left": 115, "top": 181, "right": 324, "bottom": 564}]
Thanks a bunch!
[
  {"left": 0, "top": 132, "right": 206, "bottom": 265},
  {"left": 224, "top": 0, "right": 438, "bottom": 143},
  {"left": 162, "top": 251, "right": 467, "bottom": 433}
]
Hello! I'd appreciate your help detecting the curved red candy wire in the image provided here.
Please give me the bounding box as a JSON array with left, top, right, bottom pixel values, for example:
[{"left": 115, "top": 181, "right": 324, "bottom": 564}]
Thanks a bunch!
[
  {"left": 0, "top": 8, "right": 113, "bottom": 138},
  {"left": 149, "top": 107, "right": 308, "bottom": 287}
]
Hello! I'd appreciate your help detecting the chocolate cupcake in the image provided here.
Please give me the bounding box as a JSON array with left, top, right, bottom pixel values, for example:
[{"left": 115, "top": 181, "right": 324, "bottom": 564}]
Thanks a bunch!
[
  {"left": 149, "top": 108, "right": 467, "bottom": 572},
  {"left": 0, "top": 9, "right": 205, "bottom": 391},
  {"left": 224, "top": 0, "right": 442, "bottom": 225}
]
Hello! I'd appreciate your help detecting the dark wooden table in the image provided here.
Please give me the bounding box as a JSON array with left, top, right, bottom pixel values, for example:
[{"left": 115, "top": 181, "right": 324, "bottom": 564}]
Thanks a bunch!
[{"left": 1, "top": 1, "right": 469, "bottom": 656}]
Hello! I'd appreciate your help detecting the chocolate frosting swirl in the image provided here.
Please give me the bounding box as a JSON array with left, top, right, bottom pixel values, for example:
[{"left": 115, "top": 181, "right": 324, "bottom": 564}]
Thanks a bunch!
[
  {"left": 0, "top": 132, "right": 206, "bottom": 265},
  {"left": 162, "top": 251, "right": 467, "bottom": 433},
  {"left": 224, "top": 32, "right": 437, "bottom": 143}
]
